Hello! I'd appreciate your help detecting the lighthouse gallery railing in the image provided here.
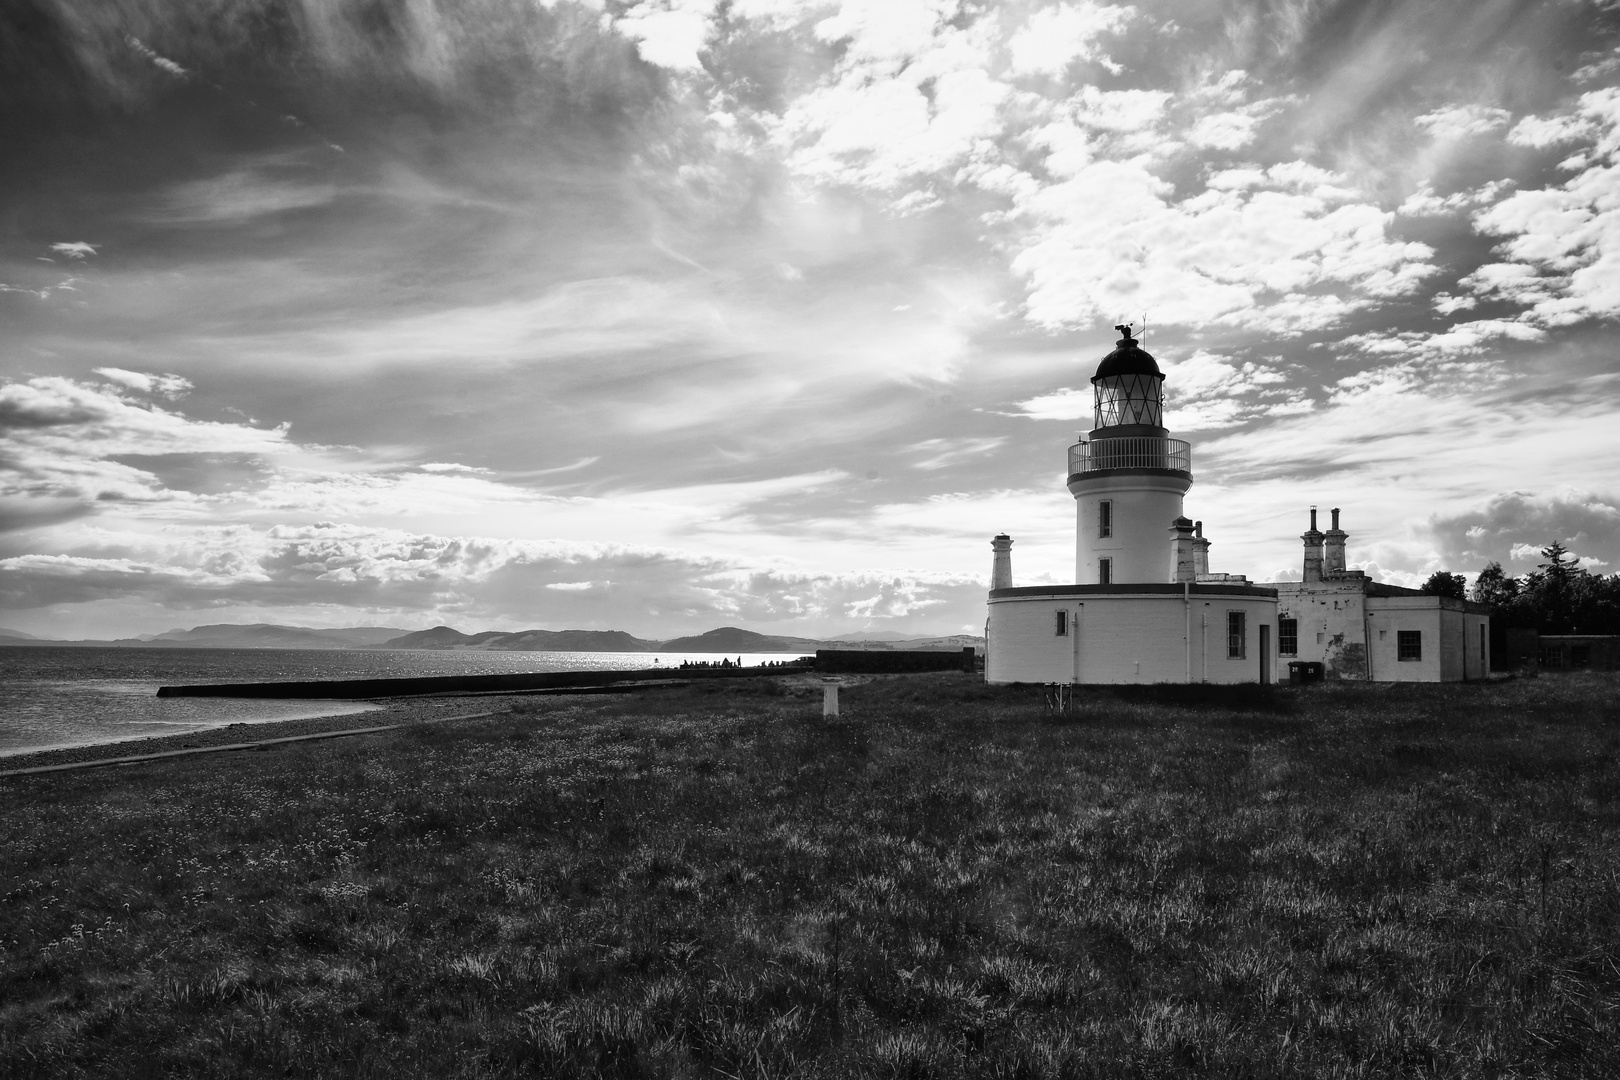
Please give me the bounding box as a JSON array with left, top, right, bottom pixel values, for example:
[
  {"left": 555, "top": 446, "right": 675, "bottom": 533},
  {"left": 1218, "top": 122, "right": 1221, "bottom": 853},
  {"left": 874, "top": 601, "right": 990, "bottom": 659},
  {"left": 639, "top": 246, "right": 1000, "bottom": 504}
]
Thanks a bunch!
[{"left": 1069, "top": 437, "right": 1192, "bottom": 475}]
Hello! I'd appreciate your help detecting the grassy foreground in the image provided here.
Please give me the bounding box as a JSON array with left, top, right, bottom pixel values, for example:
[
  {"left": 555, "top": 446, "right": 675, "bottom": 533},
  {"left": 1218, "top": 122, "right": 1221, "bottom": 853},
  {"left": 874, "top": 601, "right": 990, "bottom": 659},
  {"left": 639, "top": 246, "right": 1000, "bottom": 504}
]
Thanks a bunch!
[{"left": 3, "top": 674, "right": 1619, "bottom": 1078}]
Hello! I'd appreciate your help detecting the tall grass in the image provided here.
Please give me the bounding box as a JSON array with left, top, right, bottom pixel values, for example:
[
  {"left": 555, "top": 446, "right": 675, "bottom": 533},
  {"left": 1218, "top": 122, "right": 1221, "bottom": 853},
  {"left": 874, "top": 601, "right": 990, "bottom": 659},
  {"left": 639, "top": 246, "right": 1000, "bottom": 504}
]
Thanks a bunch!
[{"left": 2, "top": 673, "right": 1618, "bottom": 1077}]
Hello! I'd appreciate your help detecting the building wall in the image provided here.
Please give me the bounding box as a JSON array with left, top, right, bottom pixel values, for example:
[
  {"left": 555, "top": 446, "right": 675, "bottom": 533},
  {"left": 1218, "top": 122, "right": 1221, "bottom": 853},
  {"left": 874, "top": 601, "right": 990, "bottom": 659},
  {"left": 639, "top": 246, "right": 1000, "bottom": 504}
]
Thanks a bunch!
[
  {"left": 987, "top": 589, "right": 1278, "bottom": 685},
  {"left": 1277, "top": 582, "right": 1490, "bottom": 682},
  {"left": 1070, "top": 473, "right": 1190, "bottom": 584},
  {"left": 1538, "top": 635, "right": 1620, "bottom": 670},
  {"left": 1361, "top": 597, "right": 1490, "bottom": 683},
  {"left": 1364, "top": 600, "right": 1444, "bottom": 682},
  {"left": 1275, "top": 580, "right": 1370, "bottom": 680}
]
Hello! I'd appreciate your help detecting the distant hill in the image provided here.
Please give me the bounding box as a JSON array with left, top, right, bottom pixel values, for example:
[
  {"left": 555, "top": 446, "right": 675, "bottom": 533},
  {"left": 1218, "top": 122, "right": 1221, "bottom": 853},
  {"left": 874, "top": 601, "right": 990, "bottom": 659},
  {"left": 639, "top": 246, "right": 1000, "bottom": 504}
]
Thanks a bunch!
[
  {"left": 3, "top": 619, "right": 983, "bottom": 654},
  {"left": 382, "top": 624, "right": 984, "bottom": 654},
  {"left": 658, "top": 627, "right": 818, "bottom": 653},
  {"left": 379, "top": 626, "right": 658, "bottom": 652}
]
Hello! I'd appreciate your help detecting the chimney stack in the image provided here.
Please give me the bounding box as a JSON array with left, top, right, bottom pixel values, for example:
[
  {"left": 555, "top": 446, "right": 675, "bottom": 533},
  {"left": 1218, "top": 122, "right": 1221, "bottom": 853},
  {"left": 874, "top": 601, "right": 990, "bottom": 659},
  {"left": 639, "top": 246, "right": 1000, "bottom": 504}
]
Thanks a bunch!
[
  {"left": 1323, "top": 507, "right": 1348, "bottom": 575},
  {"left": 1302, "top": 505, "right": 1324, "bottom": 582},
  {"left": 1193, "top": 520, "right": 1211, "bottom": 578},
  {"left": 990, "top": 534, "right": 1014, "bottom": 590},
  {"left": 1169, "top": 517, "right": 1198, "bottom": 583}
]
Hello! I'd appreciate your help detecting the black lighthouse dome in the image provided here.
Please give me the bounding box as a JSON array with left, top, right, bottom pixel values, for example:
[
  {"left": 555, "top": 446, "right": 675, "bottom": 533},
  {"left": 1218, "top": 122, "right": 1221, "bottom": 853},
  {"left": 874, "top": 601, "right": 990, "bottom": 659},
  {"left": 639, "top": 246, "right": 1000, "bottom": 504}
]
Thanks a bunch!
[
  {"left": 1089, "top": 324, "right": 1165, "bottom": 433},
  {"left": 1093, "top": 327, "right": 1162, "bottom": 380}
]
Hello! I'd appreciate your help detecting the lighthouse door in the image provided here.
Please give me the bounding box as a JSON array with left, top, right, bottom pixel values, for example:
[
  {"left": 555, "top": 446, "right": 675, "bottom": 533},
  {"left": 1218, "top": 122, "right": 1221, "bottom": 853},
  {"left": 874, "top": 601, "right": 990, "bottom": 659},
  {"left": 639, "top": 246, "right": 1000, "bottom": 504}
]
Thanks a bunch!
[{"left": 1259, "top": 624, "right": 1271, "bottom": 684}]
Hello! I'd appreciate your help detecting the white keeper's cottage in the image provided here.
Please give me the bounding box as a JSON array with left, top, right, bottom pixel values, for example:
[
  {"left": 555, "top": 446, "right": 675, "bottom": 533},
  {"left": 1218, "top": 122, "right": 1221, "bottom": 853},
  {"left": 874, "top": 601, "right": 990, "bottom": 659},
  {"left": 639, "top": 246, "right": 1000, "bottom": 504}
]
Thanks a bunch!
[{"left": 985, "top": 326, "right": 1491, "bottom": 685}]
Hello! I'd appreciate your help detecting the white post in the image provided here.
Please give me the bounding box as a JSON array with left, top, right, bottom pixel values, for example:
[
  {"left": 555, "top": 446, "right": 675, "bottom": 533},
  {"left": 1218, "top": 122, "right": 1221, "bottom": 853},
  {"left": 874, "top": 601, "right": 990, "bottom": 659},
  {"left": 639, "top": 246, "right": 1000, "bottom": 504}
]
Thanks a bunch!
[{"left": 822, "top": 679, "right": 840, "bottom": 718}]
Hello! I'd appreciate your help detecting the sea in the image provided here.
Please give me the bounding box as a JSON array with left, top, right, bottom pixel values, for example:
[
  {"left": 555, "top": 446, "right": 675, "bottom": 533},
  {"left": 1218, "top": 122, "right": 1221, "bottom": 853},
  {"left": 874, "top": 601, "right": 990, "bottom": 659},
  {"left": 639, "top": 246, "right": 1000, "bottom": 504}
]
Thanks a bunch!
[{"left": 0, "top": 646, "right": 811, "bottom": 758}]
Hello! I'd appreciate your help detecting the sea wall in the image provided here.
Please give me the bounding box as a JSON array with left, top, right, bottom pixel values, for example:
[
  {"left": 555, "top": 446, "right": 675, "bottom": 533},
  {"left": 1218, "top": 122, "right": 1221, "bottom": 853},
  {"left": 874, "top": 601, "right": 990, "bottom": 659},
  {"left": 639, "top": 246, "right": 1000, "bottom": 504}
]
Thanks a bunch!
[{"left": 156, "top": 664, "right": 800, "bottom": 699}]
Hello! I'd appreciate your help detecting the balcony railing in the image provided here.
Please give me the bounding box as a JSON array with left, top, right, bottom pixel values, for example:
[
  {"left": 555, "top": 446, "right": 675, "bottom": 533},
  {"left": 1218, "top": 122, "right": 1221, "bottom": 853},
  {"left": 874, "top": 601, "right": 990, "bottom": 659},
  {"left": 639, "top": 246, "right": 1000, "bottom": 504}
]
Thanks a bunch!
[{"left": 1069, "top": 436, "right": 1192, "bottom": 476}]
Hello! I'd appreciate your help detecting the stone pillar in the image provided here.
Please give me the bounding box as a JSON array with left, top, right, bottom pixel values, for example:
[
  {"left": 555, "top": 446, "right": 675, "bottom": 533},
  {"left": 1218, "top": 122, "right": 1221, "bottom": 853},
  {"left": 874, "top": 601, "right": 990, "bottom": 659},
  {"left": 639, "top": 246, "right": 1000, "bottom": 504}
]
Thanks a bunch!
[
  {"left": 1169, "top": 517, "right": 1198, "bottom": 583},
  {"left": 1302, "top": 506, "right": 1324, "bottom": 583},
  {"left": 1193, "top": 520, "right": 1211, "bottom": 578},
  {"left": 991, "top": 534, "right": 1013, "bottom": 590},
  {"left": 1323, "top": 507, "right": 1347, "bottom": 576}
]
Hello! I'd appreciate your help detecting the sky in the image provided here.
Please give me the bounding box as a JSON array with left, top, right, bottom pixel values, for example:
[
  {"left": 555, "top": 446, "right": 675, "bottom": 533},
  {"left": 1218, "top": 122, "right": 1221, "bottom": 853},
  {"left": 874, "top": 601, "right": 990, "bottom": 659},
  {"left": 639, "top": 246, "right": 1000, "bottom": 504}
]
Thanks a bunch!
[{"left": 2, "top": 0, "right": 1619, "bottom": 640}]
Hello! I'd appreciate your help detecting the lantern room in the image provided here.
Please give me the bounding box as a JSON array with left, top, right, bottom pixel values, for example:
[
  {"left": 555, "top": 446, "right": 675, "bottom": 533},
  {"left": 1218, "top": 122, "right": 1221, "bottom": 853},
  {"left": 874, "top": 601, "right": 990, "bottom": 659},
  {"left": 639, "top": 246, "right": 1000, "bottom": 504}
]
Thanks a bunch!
[{"left": 1091, "top": 324, "right": 1165, "bottom": 433}]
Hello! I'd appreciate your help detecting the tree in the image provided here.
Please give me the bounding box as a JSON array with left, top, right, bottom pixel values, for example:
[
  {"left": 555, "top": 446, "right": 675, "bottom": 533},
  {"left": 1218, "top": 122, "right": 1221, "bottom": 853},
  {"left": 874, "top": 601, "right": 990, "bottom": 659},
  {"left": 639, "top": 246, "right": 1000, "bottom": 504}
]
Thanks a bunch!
[
  {"left": 1420, "top": 570, "right": 1467, "bottom": 599},
  {"left": 1540, "top": 541, "right": 1578, "bottom": 584},
  {"left": 1472, "top": 561, "right": 1518, "bottom": 607}
]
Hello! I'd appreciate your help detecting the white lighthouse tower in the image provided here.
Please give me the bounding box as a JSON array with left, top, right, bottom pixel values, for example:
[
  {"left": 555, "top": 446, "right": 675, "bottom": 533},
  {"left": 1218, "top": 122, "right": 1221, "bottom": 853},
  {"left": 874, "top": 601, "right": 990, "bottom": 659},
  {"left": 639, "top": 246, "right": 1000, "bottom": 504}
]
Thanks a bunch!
[{"left": 1067, "top": 324, "right": 1193, "bottom": 585}]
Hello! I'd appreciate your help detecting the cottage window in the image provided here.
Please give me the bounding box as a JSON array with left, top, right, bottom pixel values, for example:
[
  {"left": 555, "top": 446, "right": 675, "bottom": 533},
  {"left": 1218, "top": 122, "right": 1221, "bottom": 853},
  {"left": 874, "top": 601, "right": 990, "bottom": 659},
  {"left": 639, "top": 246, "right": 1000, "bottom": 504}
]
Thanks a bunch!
[
  {"left": 1227, "top": 611, "right": 1246, "bottom": 659},
  {"left": 1055, "top": 610, "right": 1068, "bottom": 637},
  {"left": 1099, "top": 500, "right": 1113, "bottom": 538},
  {"left": 1099, "top": 558, "right": 1112, "bottom": 585},
  {"left": 1397, "top": 630, "right": 1422, "bottom": 662},
  {"left": 1278, "top": 618, "right": 1298, "bottom": 657}
]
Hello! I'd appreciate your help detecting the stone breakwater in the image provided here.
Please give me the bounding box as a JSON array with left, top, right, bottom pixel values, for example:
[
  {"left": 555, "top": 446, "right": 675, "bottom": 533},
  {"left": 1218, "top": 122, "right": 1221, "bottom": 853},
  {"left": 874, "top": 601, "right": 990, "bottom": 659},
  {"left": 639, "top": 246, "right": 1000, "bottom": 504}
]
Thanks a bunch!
[{"left": 155, "top": 664, "right": 800, "bottom": 698}]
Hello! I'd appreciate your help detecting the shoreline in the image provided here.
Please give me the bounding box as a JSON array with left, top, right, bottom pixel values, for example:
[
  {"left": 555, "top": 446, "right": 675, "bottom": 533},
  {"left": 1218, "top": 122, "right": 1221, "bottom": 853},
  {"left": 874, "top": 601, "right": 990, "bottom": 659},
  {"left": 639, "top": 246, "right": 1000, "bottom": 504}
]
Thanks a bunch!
[{"left": 0, "top": 696, "right": 513, "bottom": 775}]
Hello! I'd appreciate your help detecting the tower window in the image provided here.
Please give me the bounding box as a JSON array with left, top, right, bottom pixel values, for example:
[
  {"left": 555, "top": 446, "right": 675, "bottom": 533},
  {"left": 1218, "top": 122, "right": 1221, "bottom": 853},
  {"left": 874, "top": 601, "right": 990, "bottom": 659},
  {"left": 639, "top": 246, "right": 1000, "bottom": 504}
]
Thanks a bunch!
[
  {"left": 1099, "top": 500, "right": 1112, "bottom": 538},
  {"left": 1278, "top": 618, "right": 1298, "bottom": 657},
  {"left": 1098, "top": 558, "right": 1112, "bottom": 585},
  {"left": 1227, "top": 611, "right": 1246, "bottom": 659},
  {"left": 1398, "top": 630, "right": 1422, "bottom": 662},
  {"left": 1054, "top": 610, "right": 1068, "bottom": 636}
]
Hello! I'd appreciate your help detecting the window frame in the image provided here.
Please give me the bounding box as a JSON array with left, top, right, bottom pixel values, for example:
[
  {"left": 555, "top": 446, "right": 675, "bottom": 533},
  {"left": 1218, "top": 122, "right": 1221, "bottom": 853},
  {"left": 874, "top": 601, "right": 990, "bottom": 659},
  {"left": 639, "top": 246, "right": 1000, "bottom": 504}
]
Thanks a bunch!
[
  {"left": 1397, "top": 630, "right": 1422, "bottom": 662},
  {"left": 1227, "top": 610, "right": 1246, "bottom": 659},
  {"left": 1098, "top": 499, "right": 1113, "bottom": 538},
  {"left": 1054, "top": 609, "right": 1068, "bottom": 637},
  {"left": 1098, "top": 558, "right": 1112, "bottom": 585},
  {"left": 1277, "top": 617, "right": 1298, "bottom": 657}
]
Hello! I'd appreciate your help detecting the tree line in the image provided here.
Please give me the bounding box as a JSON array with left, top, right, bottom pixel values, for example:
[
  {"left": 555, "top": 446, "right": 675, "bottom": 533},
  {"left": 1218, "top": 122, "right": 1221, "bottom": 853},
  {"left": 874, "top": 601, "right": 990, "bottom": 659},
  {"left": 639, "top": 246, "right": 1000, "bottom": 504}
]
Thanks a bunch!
[{"left": 1420, "top": 542, "right": 1620, "bottom": 634}]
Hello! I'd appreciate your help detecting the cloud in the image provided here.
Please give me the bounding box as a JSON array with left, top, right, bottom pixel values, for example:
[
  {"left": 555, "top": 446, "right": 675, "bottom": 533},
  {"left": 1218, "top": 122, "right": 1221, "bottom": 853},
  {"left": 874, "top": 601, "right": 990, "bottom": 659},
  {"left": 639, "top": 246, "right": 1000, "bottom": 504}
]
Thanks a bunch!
[
  {"left": 50, "top": 242, "right": 97, "bottom": 259},
  {"left": 0, "top": 520, "right": 990, "bottom": 635},
  {"left": 148, "top": 170, "right": 338, "bottom": 224},
  {"left": 0, "top": 376, "right": 291, "bottom": 531},
  {"left": 616, "top": 0, "right": 717, "bottom": 71},
  {"left": 127, "top": 36, "right": 188, "bottom": 78},
  {"left": 1414, "top": 104, "right": 1511, "bottom": 142},
  {"left": 1429, "top": 490, "right": 1620, "bottom": 572},
  {"left": 93, "top": 369, "right": 194, "bottom": 399},
  {"left": 1005, "top": 3, "right": 1133, "bottom": 77},
  {"left": 1472, "top": 88, "right": 1620, "bottom": 325}
]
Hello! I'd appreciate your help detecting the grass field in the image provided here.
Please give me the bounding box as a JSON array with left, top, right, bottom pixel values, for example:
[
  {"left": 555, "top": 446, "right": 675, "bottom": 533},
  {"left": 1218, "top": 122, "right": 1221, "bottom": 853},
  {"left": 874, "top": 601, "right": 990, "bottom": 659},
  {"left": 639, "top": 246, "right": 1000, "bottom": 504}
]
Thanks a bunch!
[{"left": 3, "top": 672, "right": 1618, "bottom": 1078}]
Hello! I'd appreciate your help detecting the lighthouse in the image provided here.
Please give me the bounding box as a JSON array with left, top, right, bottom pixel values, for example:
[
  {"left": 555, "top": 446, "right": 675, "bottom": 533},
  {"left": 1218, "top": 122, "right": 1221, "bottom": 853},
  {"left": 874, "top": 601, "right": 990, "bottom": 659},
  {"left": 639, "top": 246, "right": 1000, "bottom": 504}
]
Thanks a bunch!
[
  {"left": 1067, "top": 325, "right": 1193, "bottom": 585},
  {"left": 984, "top": 325, "right": 1278, "bottom": 685}
]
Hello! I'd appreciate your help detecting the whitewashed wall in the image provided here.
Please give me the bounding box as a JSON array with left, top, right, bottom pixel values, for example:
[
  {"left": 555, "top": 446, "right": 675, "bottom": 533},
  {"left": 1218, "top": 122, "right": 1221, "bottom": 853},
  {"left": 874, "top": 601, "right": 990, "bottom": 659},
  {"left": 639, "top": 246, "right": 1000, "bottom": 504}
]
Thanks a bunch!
[
  {"left": 1070, "top": 474, "right": 1189, "bottom": 585},
  {"left": 987, "top": 589, "right": 1278, "bottom": 685}
]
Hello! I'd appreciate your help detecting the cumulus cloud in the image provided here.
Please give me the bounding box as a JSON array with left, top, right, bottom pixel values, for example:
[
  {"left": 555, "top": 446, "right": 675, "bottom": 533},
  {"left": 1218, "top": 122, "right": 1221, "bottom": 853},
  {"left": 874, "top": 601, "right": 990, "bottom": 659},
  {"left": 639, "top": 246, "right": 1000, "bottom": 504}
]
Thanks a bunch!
[
  {"left": 616, "top": 0, "right": 717, "bottom": 71},
  {"left": 1429, "top": 490, "right": 1620, "bottom": 572},
  {"left": 1005, "top": 3, "right": 1133, "bottom": 77},
  {"left": 1472, "top": 88, "right": 1620, "bottom": 325}
]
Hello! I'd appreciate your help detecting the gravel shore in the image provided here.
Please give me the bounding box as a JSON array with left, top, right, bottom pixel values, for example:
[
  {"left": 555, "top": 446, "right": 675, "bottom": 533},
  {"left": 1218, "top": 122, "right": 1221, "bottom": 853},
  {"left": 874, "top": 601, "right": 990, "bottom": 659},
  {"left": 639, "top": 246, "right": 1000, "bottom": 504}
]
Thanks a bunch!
[{"left": 0, "top": 695, "right": 516, "bottom": 774}]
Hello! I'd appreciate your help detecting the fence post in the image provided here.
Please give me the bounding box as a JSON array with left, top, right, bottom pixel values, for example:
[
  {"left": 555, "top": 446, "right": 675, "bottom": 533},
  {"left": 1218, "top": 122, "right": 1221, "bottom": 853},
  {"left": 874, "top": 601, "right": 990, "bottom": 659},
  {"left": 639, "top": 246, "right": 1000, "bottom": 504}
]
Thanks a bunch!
[{"left": 822, "top": 679, "right": 840, "bottom": 718}]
